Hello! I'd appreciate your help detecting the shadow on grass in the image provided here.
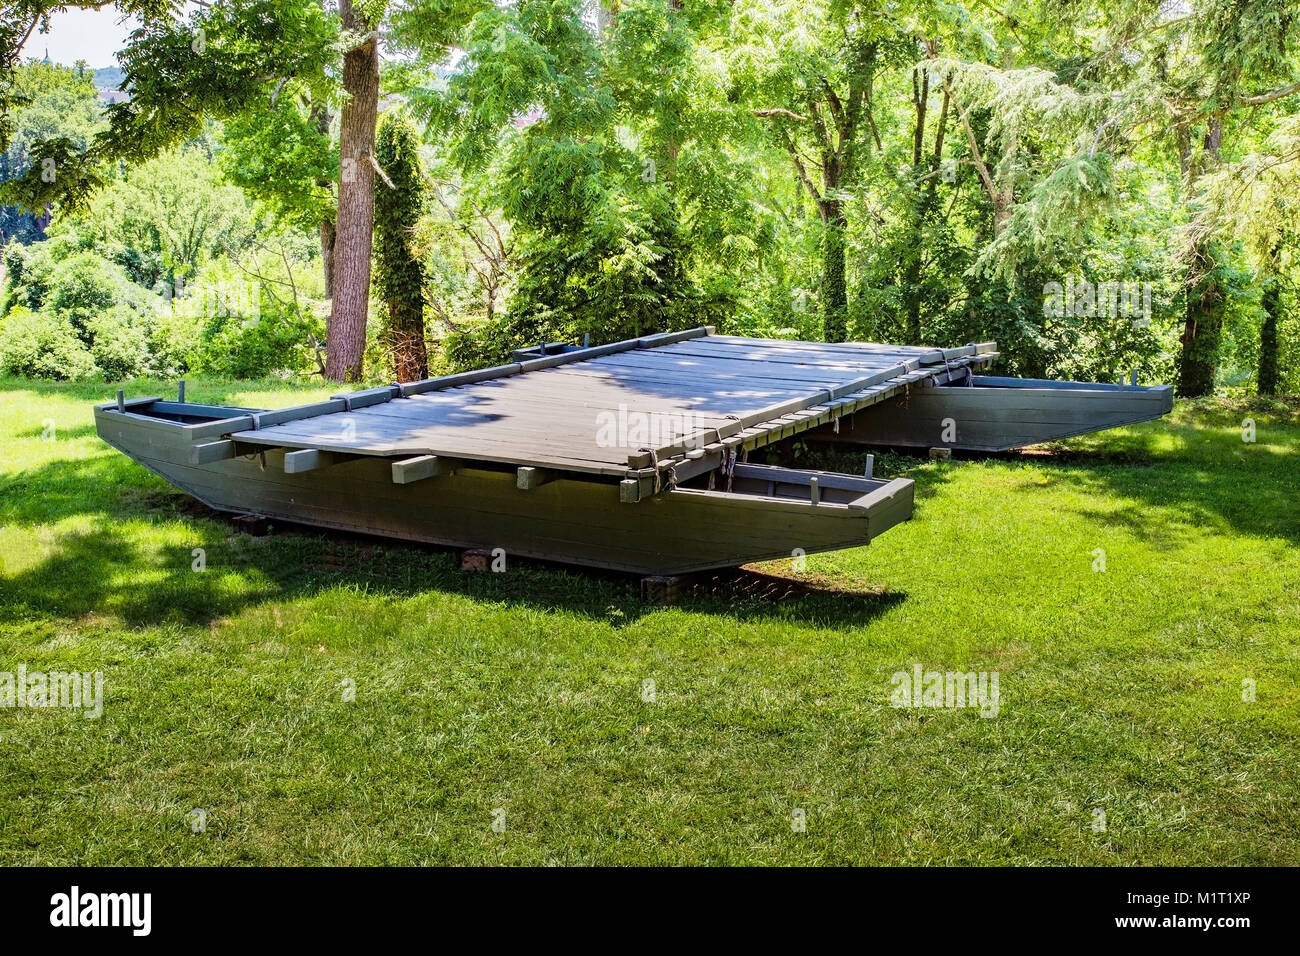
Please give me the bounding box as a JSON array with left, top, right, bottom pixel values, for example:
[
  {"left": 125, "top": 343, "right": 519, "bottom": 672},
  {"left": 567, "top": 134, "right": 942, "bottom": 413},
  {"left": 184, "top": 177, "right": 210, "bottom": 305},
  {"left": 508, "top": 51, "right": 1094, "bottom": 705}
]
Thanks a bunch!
[
  {"left": 0, "top": 448, "right": 905, "bottom": 629},
  {"left": 13, "top": 423, "right": 99, "bottom": 441},
  {"left": 7, "top": 395, "right": 1291, "bottom": 631},
  {"left": 800, "top": 399, "right": 1300, "bottom": 546}
]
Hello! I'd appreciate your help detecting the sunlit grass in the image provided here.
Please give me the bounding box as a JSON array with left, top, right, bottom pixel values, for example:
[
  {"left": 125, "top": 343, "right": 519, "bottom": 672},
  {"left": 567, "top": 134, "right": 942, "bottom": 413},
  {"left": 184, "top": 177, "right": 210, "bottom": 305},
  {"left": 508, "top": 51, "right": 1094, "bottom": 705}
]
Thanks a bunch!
[{"left": 1, "top": 378, "right": 1297, "bottom": 864}]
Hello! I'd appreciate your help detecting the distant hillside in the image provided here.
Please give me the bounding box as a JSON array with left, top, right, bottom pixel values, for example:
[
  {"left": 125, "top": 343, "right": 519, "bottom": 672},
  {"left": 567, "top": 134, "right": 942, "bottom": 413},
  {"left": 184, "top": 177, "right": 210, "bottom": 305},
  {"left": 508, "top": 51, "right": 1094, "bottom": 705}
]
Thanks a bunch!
[
  {"left": 93, "top": 66, "right": 125, "bottom": 90},
  {"left": 93, "top": 66, "right": 128, "bottom": 104}
]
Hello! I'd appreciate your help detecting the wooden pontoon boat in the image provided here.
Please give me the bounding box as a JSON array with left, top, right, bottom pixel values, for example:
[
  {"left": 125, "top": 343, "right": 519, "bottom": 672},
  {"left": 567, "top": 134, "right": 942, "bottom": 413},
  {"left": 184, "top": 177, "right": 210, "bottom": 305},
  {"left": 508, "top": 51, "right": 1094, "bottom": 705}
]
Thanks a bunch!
[{"left": 94, "top": 327, "right": 1172, "bottom": 575}]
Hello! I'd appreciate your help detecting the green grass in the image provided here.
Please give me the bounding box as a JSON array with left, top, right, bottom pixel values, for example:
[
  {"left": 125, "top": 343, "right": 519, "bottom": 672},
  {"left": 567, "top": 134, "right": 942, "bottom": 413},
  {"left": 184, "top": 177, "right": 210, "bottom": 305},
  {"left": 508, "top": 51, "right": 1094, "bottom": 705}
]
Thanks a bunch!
[{"left": 1, "top": 374, "right": 1297, "bottom": 865}]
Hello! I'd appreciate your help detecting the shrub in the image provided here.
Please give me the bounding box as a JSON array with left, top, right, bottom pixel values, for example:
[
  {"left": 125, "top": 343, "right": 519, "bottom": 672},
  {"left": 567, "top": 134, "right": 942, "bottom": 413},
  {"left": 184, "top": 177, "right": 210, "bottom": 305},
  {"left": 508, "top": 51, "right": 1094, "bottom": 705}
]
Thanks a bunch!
[
  {"left": 189, "top": 306, "right": 321, "bottom": 379},
  {"left": 46, "top": 251, "right": 129, "bottom": 339},
  {"left": 0, "top": 307, "right": 96, "bottom": 380},
  {"left": 86, "top": 308, "right": 153, "bottom": 380}
]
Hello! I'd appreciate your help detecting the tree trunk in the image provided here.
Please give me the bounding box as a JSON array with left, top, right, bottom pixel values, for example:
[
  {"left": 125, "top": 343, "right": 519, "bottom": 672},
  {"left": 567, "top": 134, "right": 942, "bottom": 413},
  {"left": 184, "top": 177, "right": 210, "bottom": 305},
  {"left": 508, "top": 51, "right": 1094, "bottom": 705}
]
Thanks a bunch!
[
  {"left": 325, "top": 4, "right": 380, "bottom": 383},
  {"left": 1176, "top": 120, "right": 1224, "bottom": 398},
  {"left": 1258, "top": 276, "right": 1280, "bottom": 396},
  {"left": 311, "top": 98, "right": 336, "bottom": 300},
  {"left": 822, "top": 199, "right": 848, "bottom": 343},
  {"left": 319, "top": 217, "right": 335, "bottom": 298},
  {"left": 389, "top": 304, "right": 429, "bottom": 383},
  {"left": 1177, "top": 269, "right": 1224, "bottom": 397}
]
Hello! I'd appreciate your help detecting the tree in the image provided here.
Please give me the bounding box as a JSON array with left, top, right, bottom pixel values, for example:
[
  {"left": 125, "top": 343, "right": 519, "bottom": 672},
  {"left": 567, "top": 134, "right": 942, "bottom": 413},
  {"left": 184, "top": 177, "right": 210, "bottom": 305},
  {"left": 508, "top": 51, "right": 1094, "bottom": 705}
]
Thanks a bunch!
[
  {"left": 0, "top": 1, "right": 381, "bottom": 378},
  {"left": 942, "top": 0, "right": 1300, "bottom": 395},
  {"left": 220, "top": 93, "right": 338, "bottom": 296},
  {"left": 71, "top": 145, "right": 255, "bottom": 290},
  {"left": 0, "top": 60, "right": 102, "bottom": 244},
  {"left": 409, "top": 0, "right": 704, "bottom": 363},
  {"left": 372, "top": 111, "right": 429, "bottom": 381},
  {"left": 327, "top": 0, "right": 385, "bottom": 381},
  {"left": 0, "top": 2, "right": 173, "bottom": 150},
  {"left": 740, "top": 0, "right": 889, "bottom": 342}
]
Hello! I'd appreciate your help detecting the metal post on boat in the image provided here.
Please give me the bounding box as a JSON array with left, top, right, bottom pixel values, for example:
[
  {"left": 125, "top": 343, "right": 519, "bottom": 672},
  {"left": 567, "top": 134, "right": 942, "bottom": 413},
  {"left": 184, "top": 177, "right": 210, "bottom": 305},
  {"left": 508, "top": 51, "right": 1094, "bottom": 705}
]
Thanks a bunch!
[
  {"left": 1130, "top": 368, "right": 1138, "bottom": 386},
  {"left": 583, "top": 333, "right": 590, "bottom": 348},
  {"left": 116, "top": 389, "right": 125, "bottom": 413},
  {"left": 864, "top": 454, "right": 874, "bottom": 479},
  {"left": 178, "top": 379, "right": 186, "bottom": 403},
  {"left": 809, "top": 475, "right": 820, "bottom": 506}
]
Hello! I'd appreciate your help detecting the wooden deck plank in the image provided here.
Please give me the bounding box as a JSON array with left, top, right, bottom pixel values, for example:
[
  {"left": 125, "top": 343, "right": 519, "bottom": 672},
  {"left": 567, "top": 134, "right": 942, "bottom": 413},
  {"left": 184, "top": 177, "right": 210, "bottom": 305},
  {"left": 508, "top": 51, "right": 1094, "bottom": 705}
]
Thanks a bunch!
[
  {"left": 667, "top": 337, "right": 943, "bottom": 365},
  {"left": 588, "top": 348, "right": 870, "bottom": 381},
  {"left": 220, "top": 335, "right": 992, "bottom": 478}
]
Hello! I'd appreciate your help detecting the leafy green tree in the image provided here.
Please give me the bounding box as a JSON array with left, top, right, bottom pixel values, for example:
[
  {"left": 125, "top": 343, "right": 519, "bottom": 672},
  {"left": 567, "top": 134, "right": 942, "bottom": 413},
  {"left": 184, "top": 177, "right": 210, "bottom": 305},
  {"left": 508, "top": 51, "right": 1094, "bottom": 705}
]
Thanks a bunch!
[
  {"left": 937, "top": 0, "right": 1300, "bottom": 394},
  {"left": 68, "top": 146, "right": 255, "bottom": 290},
  {"left": 0, "top": 1, "right": 172, "bottom": 150},
  {"left": 0, "top": 60, "right": 102, "bottom": 244},
  {"left": 0, "top": 1, "right": 377, "bottom": 376},
  {"left": 411, "top": 0, "right": 702, "bottom": 363}
]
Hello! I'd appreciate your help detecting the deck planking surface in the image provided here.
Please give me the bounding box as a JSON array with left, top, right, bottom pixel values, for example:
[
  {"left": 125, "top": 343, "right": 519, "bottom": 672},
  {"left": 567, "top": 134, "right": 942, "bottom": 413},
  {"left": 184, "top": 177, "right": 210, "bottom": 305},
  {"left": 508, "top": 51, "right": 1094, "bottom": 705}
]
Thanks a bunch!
[{"left": 230, "top": 331, "right": 995, "bottom": 474}]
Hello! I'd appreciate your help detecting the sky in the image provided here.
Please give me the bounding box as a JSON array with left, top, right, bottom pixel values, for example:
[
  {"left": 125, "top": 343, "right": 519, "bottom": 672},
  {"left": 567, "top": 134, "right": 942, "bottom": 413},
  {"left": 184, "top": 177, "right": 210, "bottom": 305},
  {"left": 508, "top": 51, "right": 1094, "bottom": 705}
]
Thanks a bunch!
[{"left": 20, "top": 8, "right": 137, "bottom": 69}]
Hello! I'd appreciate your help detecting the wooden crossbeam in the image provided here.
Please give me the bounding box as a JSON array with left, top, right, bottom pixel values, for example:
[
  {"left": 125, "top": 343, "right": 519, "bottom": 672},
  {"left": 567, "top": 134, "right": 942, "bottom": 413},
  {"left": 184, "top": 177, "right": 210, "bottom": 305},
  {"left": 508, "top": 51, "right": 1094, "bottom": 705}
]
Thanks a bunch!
[
  {"left": 391, "top": 455, "right": 457, "bottom": 484},
  {"left": 284, "top": 449, "right": 349, "bottom": 474},
  {"left": 189, "top": 440, "right": 238, "bottom": 465}
]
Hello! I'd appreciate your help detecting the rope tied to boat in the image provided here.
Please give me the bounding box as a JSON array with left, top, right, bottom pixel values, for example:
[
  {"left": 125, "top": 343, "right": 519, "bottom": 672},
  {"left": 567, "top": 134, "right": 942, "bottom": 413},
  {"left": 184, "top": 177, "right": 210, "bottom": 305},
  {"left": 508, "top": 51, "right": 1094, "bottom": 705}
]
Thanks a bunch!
[
  {"left": 639, "top": 446, "right": 662, "bottom": 494},
  {"left": 723, "top": 448, "right": 738, "bottom": 493}
]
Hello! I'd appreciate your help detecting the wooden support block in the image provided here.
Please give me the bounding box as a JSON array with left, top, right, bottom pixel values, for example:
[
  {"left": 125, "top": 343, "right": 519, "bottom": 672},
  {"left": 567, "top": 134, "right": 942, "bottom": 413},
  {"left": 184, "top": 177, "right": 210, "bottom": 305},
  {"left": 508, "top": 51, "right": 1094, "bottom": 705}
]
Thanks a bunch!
[
  {"left": 641, "top": 575, "right": 681, "bottom": 605},
  {"left": 929, "top": 447, "right": 953, "bottom": 461},
  {"left": 189, "top": 439, "right": 238, "bottom": 465},
  {"left": 620, "top": 478, "right": 642, "bottom": 503},
  {"left": 230, "top": 514, "right": 271, "bottom": 536},
  {"left": 284, "top": 449, "right": 342, "bottom": 474},
  {"left": 461, "top": 548, "right": 493, "bottom": 572},
  {"left": 392, "top": 454, "right": 451, "bottom": 484},
  {"left": 516, "top": 466, "right": 556, "bottom": 491}
]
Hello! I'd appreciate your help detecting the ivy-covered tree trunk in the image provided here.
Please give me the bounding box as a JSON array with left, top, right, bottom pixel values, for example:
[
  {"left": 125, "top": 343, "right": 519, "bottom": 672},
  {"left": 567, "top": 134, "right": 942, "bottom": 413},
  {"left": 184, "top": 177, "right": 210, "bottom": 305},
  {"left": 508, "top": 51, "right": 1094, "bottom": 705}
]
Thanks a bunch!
[
  {"left": 326, "top": 0, "right": 381, "bottom": 382},
  {"left": 1176, "top": 121, "right": 1224, "bottom": 398},
  {"left": 1258, "top": 276, "right": 1280, "bottom": 396},
  {"left": 1177, "top": 268, "right": 1225, "bottom": 397},
  {"left": 822, "top": 201, "right": 848, "bottom": 342},
  {"left": 373, "top": 113, "right": 429, "bottom": 383}
]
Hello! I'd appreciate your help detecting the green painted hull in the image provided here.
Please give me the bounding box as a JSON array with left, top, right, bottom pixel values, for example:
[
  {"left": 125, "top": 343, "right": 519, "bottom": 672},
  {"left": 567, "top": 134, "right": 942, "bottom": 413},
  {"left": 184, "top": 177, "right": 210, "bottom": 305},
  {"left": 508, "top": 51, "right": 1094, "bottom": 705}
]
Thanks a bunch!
[
  {"left": 95, "top": 403, "right": 913, "bottom": 576},
  {"left": 823, "top": 376, "right": 1175, "bottom": 452}
]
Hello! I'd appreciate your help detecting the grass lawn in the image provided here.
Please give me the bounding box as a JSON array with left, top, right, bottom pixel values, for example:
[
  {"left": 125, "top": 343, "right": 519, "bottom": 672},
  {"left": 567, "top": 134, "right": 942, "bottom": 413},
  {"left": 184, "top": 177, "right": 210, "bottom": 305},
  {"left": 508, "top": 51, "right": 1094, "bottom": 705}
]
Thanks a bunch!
[{"left": 1, "top": 375, "right": 1297, "bottom": 865}]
